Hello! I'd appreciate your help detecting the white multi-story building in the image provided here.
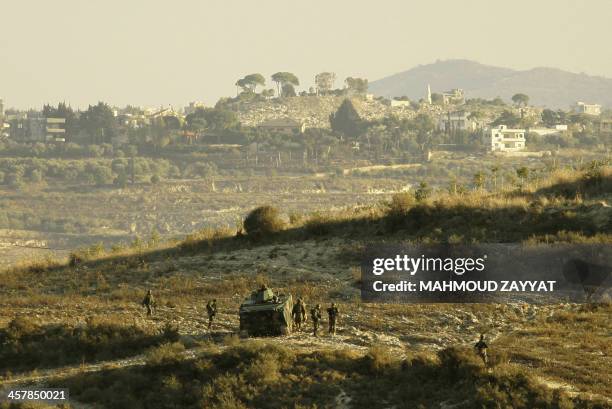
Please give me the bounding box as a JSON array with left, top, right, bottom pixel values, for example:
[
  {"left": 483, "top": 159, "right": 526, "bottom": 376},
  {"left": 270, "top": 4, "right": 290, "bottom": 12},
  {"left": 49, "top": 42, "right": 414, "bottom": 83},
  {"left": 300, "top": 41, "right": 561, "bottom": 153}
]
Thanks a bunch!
[
  {"left": 487, "top": 125, "right": 525, "bottom": 152},
  {"left": 573, "top": 101, "right": 601, "bottom": 116},
  {"left": 45, "top": 117, "right": 66, "bottom": 142}
]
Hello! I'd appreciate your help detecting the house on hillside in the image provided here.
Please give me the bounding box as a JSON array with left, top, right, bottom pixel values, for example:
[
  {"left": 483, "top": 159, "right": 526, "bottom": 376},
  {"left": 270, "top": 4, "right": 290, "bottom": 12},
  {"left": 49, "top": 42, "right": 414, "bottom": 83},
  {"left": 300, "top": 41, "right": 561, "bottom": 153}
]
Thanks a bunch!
[
  {"left": 486, "top": 125, "right": 525, "bottom": 152},
  {"left": 438, "top": 110, "right": 481, "bottom": 132},
  {"left": 441, "top": 89, "right": 465, "bottom": 105},
  {"left": 528, "top": 124, "right": 568, "bottom": 137},
  {"left": 573, "top": 101, "right": 601, "bottom": 116},
  {"left": 599, "top": 118, "right": 612, "bottom": 134},
  {"left": 390, "top": 99, "right": 411, "bottom": 108},
  {"left": 8, "top": 114, "right": 66, "bottom": 143},
  {"left": 257, "top": 118, "right": 306, "bottom": 134},
  {"left": 44, "top": 117, "right": 66, "bottom": 142}
]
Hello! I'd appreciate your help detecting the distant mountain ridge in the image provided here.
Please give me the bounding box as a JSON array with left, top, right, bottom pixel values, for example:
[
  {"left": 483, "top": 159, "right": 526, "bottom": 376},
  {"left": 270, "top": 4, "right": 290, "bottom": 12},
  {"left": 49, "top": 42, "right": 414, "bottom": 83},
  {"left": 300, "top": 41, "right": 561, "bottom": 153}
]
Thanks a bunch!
[{"left": 368, "top": 60, "right": 612, "bottom": 109}]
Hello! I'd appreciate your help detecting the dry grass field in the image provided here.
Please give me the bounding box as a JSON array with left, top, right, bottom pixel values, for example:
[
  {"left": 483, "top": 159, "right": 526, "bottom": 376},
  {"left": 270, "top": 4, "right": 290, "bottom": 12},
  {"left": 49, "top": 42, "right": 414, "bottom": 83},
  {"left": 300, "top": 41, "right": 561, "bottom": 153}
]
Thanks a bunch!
[{"left": 0, "top": 164, "right": 610, "bottom": 408}]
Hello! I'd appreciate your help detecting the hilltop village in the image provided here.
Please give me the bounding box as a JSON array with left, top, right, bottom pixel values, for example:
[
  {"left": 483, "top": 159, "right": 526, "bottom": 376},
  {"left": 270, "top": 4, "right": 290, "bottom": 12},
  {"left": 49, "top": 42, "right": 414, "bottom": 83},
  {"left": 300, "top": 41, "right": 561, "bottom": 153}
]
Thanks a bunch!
[{"left": 1, "top": 72, "right": 610, "bottom": 171}]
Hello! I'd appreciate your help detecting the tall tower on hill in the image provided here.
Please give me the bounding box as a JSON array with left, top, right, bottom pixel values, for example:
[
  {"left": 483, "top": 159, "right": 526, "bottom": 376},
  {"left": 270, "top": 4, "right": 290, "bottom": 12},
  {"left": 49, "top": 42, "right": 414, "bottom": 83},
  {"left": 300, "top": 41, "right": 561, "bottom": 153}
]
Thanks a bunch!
[{"left": 426, "top": 84, "right": 432, "bottom": 105}]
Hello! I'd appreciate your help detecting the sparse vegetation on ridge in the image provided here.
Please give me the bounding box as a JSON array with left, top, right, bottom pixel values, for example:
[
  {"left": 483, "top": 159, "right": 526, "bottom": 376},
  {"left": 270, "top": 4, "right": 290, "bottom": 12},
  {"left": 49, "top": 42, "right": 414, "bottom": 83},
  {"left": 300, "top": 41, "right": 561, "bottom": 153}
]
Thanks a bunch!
[
  {"left": 47, "top": 340, "right": 609, "bottom": 409},
  {"left": 0, "top": 316, "right": 179, "bottom": 375}
]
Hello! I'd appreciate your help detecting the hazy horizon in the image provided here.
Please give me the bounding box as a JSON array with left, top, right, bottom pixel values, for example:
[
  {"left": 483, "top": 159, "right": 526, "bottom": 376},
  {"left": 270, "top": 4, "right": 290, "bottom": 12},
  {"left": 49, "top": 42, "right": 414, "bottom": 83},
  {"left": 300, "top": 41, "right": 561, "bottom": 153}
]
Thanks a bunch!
[{"left": 1, "top": 0, "right": 611, "bottom": 110}]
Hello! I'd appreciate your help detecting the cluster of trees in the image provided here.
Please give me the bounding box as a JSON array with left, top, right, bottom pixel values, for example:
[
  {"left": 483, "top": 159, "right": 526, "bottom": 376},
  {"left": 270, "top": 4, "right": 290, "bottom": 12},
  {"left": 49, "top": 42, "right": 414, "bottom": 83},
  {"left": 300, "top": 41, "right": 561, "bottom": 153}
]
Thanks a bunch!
[
  {"left": 0, "top": 208, "right": 90, "bottom": 233},
  {"left": 0, "top": 157, "right": 187, "bottom": 188},
  {"left": 329, "top": 99, "right": 483, "bottom": 157},
  {"left": 231, "top": 72, "right": 369, "bottom": 99},
  {"left": 184, "top": 108, "right": 239, "bottom": 136},
  {"left": 465, "top": 97, "right": 507, "bottom": 107},
  {"left": 530, "top": 107, "right": 610, "bottom": 148},
  {"left": 33, "top": 102, "right": 243, "bottom": 150},
  {"left": 0, "top": 140, "right": 138, "bottom": 159},
  {"left": 0, "top": 158, "right": 114, "bottom": 187},
  {"left": 528, "top": 129, "right": 611, "bottom": 149},
  {"left": 233, "top": 72, "right": 300, "bottom": 99}
]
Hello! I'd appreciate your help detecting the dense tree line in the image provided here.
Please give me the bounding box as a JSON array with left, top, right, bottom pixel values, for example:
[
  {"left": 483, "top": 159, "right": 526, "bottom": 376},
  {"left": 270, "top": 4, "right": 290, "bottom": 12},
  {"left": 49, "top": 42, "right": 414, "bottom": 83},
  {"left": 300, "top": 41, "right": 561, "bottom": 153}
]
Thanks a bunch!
[{"left": 0, "top": 157, "right": 218, "bottom": 188}]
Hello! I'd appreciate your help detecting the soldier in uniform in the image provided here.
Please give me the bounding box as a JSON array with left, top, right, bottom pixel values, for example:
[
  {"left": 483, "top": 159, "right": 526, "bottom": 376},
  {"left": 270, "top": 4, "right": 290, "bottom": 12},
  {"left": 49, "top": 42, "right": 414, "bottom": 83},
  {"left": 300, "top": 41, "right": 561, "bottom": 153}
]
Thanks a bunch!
[
  {"left": 310, "top": 304, "right": 322, "bottom": 337},
  {"left": 206, "top": 299, "right": 217, "bottom": 329},
  {"left": 299, "top": 298, "right": 307, "bottom": 325},
  {"left": 474, "top": 334, "right": 488, "bottom": 366},
  {"left": 327, "top": 302, "right": 339, "bottom": 335},
  {"left": 142, "top": 289, "right": 154, "bottom": 316},
  {"left": 292, "top": 298, "right": 306, "bottom": 330}
]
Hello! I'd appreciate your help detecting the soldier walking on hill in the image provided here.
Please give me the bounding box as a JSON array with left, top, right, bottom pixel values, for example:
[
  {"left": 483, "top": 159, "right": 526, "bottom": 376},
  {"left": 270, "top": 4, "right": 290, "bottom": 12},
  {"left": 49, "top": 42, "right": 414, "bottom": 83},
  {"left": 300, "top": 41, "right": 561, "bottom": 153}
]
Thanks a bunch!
[
  {"left": 310, "top": 304, "right": 322, "bottom": 337},
  {"left": 327, "top": 303, "right": 339, "bottom": 335},
  {"left": 142, "top": 289, "right": 154, "bottom": 316},
  {"left": 292, "top": 298, "right": 306, "bottom": 330},
  {"left": 474, "top": 334, "right": 488, "bottom": 366},
  {"left": 206, "top": 299, "right": 217, "bottom": 329}
]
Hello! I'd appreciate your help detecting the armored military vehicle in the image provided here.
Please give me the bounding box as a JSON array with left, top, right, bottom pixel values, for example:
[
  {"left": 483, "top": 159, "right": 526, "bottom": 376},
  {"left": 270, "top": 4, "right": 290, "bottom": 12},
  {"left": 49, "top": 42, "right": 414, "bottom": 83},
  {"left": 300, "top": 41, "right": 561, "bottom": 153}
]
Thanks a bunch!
[{"left": 239, "top": 286, "right": 293, "bottom": 336}]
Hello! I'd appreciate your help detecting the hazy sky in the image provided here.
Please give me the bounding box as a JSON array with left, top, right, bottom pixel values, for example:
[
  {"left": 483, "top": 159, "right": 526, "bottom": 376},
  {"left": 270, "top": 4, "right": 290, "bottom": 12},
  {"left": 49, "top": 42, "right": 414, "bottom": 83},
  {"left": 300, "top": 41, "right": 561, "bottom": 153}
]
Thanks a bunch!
[{"left": 1, "top": 0, "right": 611, "bottom": 109}]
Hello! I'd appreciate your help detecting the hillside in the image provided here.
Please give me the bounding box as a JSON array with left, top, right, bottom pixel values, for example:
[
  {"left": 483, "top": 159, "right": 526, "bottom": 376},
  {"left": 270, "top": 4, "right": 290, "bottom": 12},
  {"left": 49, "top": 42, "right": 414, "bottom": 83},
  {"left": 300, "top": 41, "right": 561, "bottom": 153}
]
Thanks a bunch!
[
  {"left": 0, "top": 166, "right": 610, "bottom": 408},
  {"left": 369, "top": 59, "right": 612, "bottom": 109},
  {"left": 233, "top": 96, "right": 413, "bottom": 129}
]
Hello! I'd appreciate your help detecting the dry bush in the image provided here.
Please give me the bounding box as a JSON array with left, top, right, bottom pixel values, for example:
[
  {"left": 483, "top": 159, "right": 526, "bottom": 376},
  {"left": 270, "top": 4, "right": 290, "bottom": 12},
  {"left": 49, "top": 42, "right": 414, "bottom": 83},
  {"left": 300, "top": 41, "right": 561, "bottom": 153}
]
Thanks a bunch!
[
  {"left": 388, "top": 192, "right": 415, "bottom": 215},
  {"left": 146, "top": 342, "right": 185, "bottom": 366},
  {"left": 535, "top": 164, "right": 612, "bottom": 199},
  {"left": 3, "top": 257, "right": 63, "bottom": 279},
  {"left": 0, "top": 316, "right": 176, "bottom": 374},
  {"left": 222, "top": 334, "right": 241, "bottom": 347},
  {"left": 56, "top": 337, "right": 600, "bottom": 409},
  {"left": 243, "top": 206, "right": 285, "bottom": 236},
  {"left": 180, "top": 226, "right": 235, "bottom": 251},
  {"left": 362, "top": 345, "right": 396, "bottom": 375},
  {"left": 244, "top": 351, "right": 282, "bottom": 385},
  {"left": 303, "top": 212, "right": 334, "bottom": 236},
  {"left": 437, "top": 346, "right": 483, "bottom": 380}
]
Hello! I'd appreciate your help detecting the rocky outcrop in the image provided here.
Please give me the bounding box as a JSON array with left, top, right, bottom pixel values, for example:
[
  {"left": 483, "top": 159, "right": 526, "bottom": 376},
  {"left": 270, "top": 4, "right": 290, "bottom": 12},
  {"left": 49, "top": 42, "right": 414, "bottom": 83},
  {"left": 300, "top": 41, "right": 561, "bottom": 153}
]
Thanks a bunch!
[{"left": 235, "top": 96, "right": 436, "bottom": 128}]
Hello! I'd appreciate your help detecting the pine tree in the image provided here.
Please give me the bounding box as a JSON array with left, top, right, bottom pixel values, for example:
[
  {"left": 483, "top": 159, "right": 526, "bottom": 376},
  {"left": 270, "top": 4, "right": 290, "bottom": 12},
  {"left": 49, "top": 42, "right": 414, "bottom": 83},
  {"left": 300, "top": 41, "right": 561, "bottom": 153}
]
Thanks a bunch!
[{"left": 329, "top": 99, "right": 362, "bottom": 137}]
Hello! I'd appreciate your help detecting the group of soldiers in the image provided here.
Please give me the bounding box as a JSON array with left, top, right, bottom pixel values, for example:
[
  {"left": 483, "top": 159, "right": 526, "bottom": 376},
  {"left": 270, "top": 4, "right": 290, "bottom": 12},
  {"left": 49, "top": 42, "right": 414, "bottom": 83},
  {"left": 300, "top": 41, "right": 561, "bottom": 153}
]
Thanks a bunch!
[
  {"left": 142, "top": 289, "right": 340, "bottom": 337},
  {"left": 141, "top": 290, "right": 217, "bottom": 329},
  {"left": 142, "top": 290, "right": 489, "bottom": 366},
  {"left": 291, "top": 298, "right": 339, "bottom": 337}
]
